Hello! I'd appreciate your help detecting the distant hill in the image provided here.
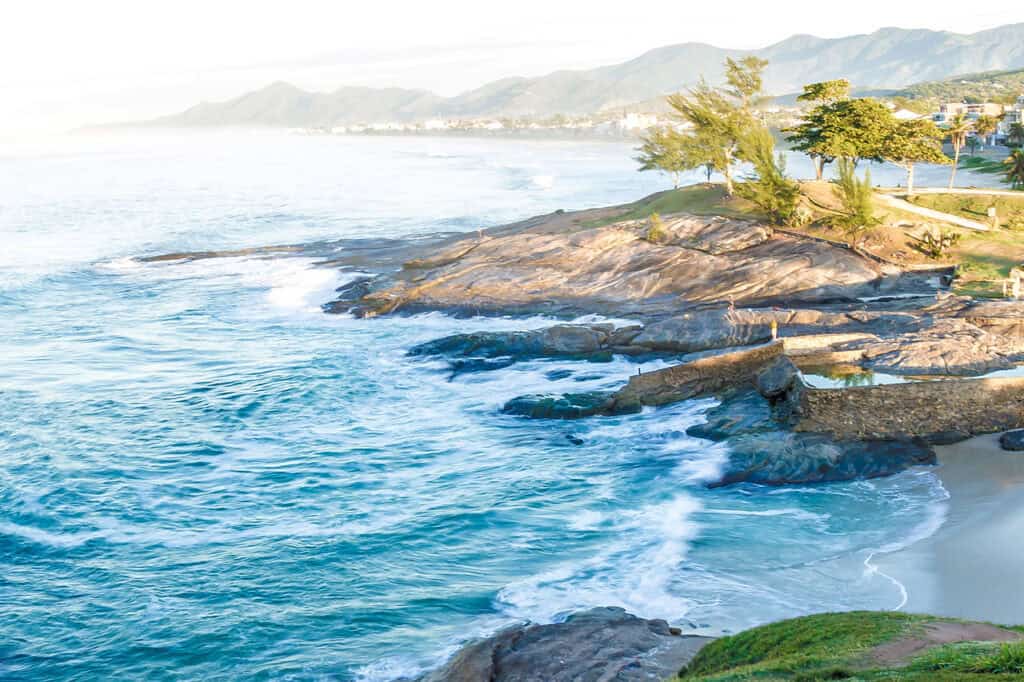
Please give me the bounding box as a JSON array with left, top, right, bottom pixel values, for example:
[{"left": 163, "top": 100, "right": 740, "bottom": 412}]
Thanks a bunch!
[
  {"left": 888, "top": 68, "right": 1024, "bottom": 105},
  {"left": 115, "top": 23, "right": 1024, "bottom": 128}
]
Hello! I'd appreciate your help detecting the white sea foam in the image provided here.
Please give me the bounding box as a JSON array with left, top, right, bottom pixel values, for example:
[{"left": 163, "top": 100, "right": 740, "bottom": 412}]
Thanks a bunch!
[{"left": 496, "top": 494, "right": 702, "bottom": 624}]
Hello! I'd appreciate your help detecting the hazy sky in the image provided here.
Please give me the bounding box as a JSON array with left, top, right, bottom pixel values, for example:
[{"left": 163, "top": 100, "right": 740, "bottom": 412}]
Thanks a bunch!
[{"left": 3, "top": 0, "right": 1022, "bottom": 137}]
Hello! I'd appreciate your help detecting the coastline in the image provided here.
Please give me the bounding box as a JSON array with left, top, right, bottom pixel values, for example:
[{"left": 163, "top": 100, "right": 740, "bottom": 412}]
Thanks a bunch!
[{"left": 873, "top": 433, "right": 1024, "bottom": 625}]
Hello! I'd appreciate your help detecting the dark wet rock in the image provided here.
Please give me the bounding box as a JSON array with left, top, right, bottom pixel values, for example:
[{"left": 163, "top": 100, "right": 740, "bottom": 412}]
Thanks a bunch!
[
  {"left": 709, "top": 434, "right": 936, "bottom": 487},
  {"left": 1000, "top": 430, "right": 1024, "bottom": 451},
  {"left": 686, "top": 390, "right": 776, "bottom": 442},
  {"left": 321, "top": 276, "right": 376, "bottom": 314},
  {"left": 502, "top": 392, "right": 621, "bottom": 419},
  {"left": 448, "top": 357, "right": 517, "bottom": 377},
  {"left": 545, "top": 369, "right": 574, "bottom": 381},
  {"left": 409, "top": 325, "right": 629, "bottom": 364},
  {"left": 755, "top": 356, "right": 799, "bottom": 400},
  {"left": 565, "top": 434, "right": 585, "bottom": 446},
  {"left": 417, "top": 607, "right": 712, "bottom": 682}
]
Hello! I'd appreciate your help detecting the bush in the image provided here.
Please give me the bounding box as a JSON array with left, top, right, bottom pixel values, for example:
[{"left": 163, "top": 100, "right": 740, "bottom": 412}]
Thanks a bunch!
[
  {"left": 644, "top": 212, "right": 669, "bottom": 243},
  {"left": 736, "top": 126, "right": 802, "bottom": 226},
  {"left": 919, "top": 229, "right": 962, "bottom": 259},
  {"left": 830, "top": 158, "right": 879, "bottom": 238}
]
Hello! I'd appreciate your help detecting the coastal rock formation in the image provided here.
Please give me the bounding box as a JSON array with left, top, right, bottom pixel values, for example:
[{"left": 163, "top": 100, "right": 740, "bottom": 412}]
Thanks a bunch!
[
  {"left": 710, "top": 434, "right": 936, "bottom": 487},
  {"left": 1000, "top": 430, "right": 1024, "bottom": 451},
  {"left": 854, "top": 318, "right": 1024, "bottom": 376},
  {"left": 418, "top": 607, "right": 712, "bottom": 682},
  {"left": 502, "top": 391, "right": 623, "bottom": 419},
  {"left": 352, "top": 212, "right": 908, "bottom": 318}
]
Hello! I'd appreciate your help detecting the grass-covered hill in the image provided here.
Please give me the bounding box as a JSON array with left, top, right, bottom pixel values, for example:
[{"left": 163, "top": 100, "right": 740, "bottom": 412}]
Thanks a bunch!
[
  {"left": 877, "top": 68, "right": 1024, "bottom": 110},
  {"left": 677, "top": 611, "right": 1024, "bottom": 681}
]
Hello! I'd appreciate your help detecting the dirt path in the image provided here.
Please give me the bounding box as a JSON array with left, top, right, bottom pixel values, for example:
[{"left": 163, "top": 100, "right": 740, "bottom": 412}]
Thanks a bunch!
[{"left": 869, "top": 621, "right": 1022, "bottom": 667}]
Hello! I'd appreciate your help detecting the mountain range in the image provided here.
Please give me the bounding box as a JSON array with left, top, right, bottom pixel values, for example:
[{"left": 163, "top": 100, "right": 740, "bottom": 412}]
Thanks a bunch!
[{"left": 135, "top": 23, "right": 1024, "bottom": 128}]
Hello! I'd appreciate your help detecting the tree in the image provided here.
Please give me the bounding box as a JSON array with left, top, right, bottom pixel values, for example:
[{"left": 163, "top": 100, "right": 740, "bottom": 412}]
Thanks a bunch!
[
  {"left": 1005, "top": 149, "right": 1024, "bottom": 189},
  {"left": 785, "top": 98, "right": 892, "bottom": 180},
  {"left": 724, "top": 56, "right": 770, "bottom": 109},
  {"left": 830, "top": 158, "right": 879, "bottom": 242},
  {"left": 667, "top": 58, "right": 767, "bottom": 195},
  {"left": 735, "top": 124, "right": 801, "bottom": 225},
  {"left": 1009, "top": 122, "right": 1024, "bottom": 148},
  {"left": 636, "top": 127, "right": 720, "bottom": 187},
  {"left": 974, "top": 114, "right": 999, "bottom": 147},
  {"left": 635, "top": 127, "right": 688, "bottom": 188},
  {"left": 879, "top": 119, "right": 950, "bottom": 196},
  {"left": 796, "top": 79, "right": 851, "bottom": 105},
  {"left": 945, "top": 113, "right": 974, "bottom": 189}
]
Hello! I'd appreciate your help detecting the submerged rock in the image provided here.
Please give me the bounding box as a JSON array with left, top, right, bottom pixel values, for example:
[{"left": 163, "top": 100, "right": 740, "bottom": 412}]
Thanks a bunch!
[
  {"left": 686, "top": 390, "right": 777, "bottom": 442},
  {"left": 418, "top": 607, "right": 712, "bottom": 682},
  {"left": 501, "top": 392, "right": 620, "bottom": 419},
  {"left": 1000, "top": 430, "right": 1024, "bottom": 451},
  {"left": 408, "top": 324, "right": 634, "bottom": 369},
  {"left": 710, "top": 434, "right": 936, "bottom": 487}
]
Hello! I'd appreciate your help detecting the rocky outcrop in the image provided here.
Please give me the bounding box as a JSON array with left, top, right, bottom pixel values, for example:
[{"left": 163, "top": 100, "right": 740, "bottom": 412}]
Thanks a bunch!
[
  {"left": 631, "top": 309, "right": 773, "bottom": 353},
  {"left": 710, "top": 434, "right": 936, "bottom": 487},
  {"left": 853, "top": 318, "right": 1024, "bottom": 376},
  {"left": 351, "top": 212, "right": 914, "bottom": 318},
  {"left": 418, "top": 607, "right": 712, "bottom": 682},
  {"left": 1000, "top": 430, "right": 1024, "bottom": 451}
]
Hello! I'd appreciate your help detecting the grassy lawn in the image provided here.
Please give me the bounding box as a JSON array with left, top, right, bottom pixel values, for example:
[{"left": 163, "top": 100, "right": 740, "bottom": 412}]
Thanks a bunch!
[
  {"left": 907, "top": 191, "right": 1024, "bottom": 230},
  {"left": 677, "top": 612, "right": 1024, "bottom": 682},
  {"left": 582, "top": 184, "right": 765, "bottom": 227}
]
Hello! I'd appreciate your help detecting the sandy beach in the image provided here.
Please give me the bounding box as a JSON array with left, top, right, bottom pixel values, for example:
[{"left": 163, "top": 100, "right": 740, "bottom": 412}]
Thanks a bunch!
[{"left": 873, "top": 433, "right": 1024, "bottom": 625}]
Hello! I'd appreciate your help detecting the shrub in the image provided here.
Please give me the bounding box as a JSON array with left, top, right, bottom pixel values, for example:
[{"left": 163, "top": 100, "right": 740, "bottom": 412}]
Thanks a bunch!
[
  {"left": 644, "top": 212, "right": 669, "bottom": 243},
  {"left": 830, "top": 158, "right": 879, "bottom": 238},
  {"left": 919, "top": 229, "right": 962, "bottom": 259},
  {"left": 736, "top": 126, "right": 802, "bottom": 226}
]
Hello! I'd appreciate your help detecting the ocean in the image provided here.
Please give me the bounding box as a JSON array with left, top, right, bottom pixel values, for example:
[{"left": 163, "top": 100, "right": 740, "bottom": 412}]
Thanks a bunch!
[{"left": 0, "top": 132, "right": 964, "bottom": 679}]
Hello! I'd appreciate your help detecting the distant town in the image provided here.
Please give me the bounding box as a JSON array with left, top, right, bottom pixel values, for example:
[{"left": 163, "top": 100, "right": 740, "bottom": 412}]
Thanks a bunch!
[{"left": 283, "top": 93, "right": 1024, "bottom": 144}]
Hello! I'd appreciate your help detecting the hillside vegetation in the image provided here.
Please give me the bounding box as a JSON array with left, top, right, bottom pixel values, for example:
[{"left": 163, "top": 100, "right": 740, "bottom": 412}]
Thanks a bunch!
[{"left": 677, "top": 611, "right": 1024, "bottom": 681}]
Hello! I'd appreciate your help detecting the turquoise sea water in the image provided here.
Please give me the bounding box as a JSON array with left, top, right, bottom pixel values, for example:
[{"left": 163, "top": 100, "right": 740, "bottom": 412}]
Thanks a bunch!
[{"left": 0, "top": 134, "right": 958, "bottom": 680}]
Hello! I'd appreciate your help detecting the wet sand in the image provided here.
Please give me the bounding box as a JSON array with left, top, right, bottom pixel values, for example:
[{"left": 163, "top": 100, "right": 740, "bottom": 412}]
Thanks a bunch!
[{"left": 873, "top": 433, "right": 1024, "bottom": 625}]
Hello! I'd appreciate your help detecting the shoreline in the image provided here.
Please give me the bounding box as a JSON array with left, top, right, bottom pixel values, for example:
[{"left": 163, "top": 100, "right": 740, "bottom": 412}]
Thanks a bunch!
[{"left": 873, "top": 433, "right": 1024, "bottom": 625}]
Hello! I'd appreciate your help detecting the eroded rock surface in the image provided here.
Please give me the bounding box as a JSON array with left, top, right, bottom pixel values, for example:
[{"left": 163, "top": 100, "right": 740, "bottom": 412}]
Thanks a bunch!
[
  {"left": 352, "top": 212, "right": 910, "bottom": 318},
  {"left": 1001, "top": 430, "right": 1024, "bottom": 451},
  {"left": 418, "top": 607, "right": 712, "bottom": 682}
]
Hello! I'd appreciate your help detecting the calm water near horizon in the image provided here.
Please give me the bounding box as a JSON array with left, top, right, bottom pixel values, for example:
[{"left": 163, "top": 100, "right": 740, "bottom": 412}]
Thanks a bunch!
[{"left": 0, "top": 133, "right": 983, "bottom": 679}]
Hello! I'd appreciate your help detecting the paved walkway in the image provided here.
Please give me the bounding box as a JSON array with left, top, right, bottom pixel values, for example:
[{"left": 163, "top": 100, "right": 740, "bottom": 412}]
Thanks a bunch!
[{"left": 876, "top": 194, "right": 990, "bottom": 231}]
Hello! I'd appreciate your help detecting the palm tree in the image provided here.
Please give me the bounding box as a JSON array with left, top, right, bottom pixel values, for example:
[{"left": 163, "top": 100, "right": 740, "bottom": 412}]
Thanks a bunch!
[
  {"left": 974, "top": 114, "right": 999, "bottom": 148},
  {"left": 946, "top": 113, "right": 973, "bottom": 189},
  {"left": 1005, "top": 149, "right": 1024, "bottom": 189}
]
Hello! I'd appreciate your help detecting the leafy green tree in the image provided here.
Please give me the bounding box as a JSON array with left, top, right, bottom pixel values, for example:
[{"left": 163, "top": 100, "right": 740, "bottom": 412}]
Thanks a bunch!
[
  {"left": 785, "top": 98, "right": 892, "bottom": 180},
  {"left": 724, "top": 56, "right": 770, "bottom": 109},
  {"left": 879, "top": 119, "right": 950, "bottom": 196},
  {"left": 796, "top": 79, "right": 851, "bottom": 105},
  {"left": 1005, "top": 149, "right": 1024, "bottom": 189},
  {"left": 667, "top": 58, "right": 767, "bottom": 195},
  {"left": 635, "top": 127, "right": 718, "bottom": 187},
  {"left": 735, "top": 125, "right": 801, "bottom": 225},
  {"left": 945, "top": 113, "right": 973, "bottom": 189},
  {"left": 635, "top": 127, "right": 688, "bottom": 188},
  {"left": 830, "top": 158, "right": 879, "bottom": 241}
]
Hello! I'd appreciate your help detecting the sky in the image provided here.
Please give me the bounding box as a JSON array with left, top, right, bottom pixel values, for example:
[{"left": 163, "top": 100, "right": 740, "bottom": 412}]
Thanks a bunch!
[{"left": 2, "top": 0, "right": 1023, "bottom": 137}]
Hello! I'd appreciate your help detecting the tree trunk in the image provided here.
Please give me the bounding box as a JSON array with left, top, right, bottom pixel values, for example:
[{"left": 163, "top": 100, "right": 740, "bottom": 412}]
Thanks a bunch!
[
  {"left": 673, "top": 171, "right": 679, "bottom": 189},
  {"left": 949, "top": 143, "right": 961, "bottom": 189},
  {"left": 814, "top": 157, "right": 824, "bottom": 181},
  {"left": 906, "top": 164, "right": 915, "bottom": 197}
]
